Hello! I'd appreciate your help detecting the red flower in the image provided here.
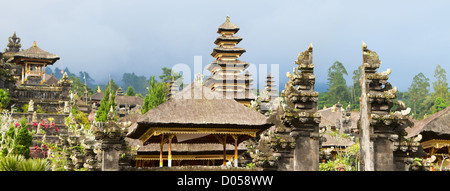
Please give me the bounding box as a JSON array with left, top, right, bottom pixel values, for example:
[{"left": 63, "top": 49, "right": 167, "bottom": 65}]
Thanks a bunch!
[
  {"left": 33, "top": 122, "right": 37, "bottom": 126},
  {"left": 44, "top": 124, "right": 48, "bottom": 128},
  {"left": 55, "top": 127, "right": 59, "bottom": 132},
  {"left": 16, "top": 123, "right": 20, "bottom": 127}
]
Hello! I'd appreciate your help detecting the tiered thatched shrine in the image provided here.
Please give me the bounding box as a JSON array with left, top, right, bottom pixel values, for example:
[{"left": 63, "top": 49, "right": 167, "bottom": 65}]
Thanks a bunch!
[
  {"left": 126, "top": 77, "right": 271, "bottom": 168},
  {"left": 204, "top": 16, "right": 255, "bottom": 106}
]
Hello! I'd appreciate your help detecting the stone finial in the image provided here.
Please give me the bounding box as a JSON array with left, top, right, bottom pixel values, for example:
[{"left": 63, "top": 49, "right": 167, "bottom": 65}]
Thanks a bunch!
[
  {"left": 107, "top": 105, "right": 115, "bottom": 121},
  {"left": 362, "top": 41, "right": 367, "bottom": 50},
  {"left": 194, "top": 73, "right": 204, "bottom": 86}
]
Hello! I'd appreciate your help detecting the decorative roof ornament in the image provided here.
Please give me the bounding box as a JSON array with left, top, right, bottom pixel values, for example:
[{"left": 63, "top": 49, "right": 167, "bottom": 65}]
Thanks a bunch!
[
  {"left": 226, "top": 15, "right": 230, "bottom": 22},
  {"left": 194, "top": 73, "right": 204, "bottom": 86},
  {"left": 5, "top": 31, "right": 21, "bottom": 53}
]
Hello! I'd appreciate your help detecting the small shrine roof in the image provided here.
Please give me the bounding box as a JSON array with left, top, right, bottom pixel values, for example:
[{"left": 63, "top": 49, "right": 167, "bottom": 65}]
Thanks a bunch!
[
  {"left": 115, "top": 95, "right": 144, "bottom": 106},
  {"left": 12, "top": 42, "right": 59, "bottom": 64},
  {"left": 217, "top": 16, "right": 240, "bottom": 33}
]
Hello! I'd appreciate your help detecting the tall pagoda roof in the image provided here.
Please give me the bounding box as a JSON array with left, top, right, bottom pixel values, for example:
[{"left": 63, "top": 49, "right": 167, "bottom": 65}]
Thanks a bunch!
[
  {"left": 217, "top": 16, "right": 240, "bottom": 33},
  {"left": 12, "top": 41, "right": 59, "bottom": 64},
  {"left": 214, "top": 36, "right": 243, "bottom": 45},
  {"left": 211, "top": 47, "right": 246, "bottom": 57}
]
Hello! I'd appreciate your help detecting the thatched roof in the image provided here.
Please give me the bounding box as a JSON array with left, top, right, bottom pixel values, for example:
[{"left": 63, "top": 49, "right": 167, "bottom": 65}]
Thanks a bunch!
[
  {"left": 90, "top": 92, "right": 104, "bottom": 101},
  {"left": 44, "top": 74, "right": 59, "bottom": 86},
  {"left": 127, "top": 82, "right": 271, "bottom": 140},
  {"left": 115, "top": 95, "right": 143, "bottom": 106},
  {"left": 321, "top": 133, "right": 355, "bottom": 147},
  {"left": 405, "top": 106, "right": 450, "bottom": 140},
  {"left": 12, "top": 42, "right": 59, "bottom": 64}
]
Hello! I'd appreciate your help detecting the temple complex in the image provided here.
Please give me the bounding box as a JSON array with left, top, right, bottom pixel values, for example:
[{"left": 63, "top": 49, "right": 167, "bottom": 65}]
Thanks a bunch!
[
  {"left": 2, "top": 19, "right": 446, "bottom": 172},
  {"left": 204, "top": 16, "right": 256, "bottom": 106}
]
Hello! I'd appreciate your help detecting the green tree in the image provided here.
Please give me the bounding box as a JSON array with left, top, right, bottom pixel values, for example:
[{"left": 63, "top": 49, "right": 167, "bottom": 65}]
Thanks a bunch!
[
  {"left": 0, "top": 89, "right": 10, "bottom": 110},
  {"left": 326, "top": 61, "right": 350, "bottom": 105},
  {"left": 431, "top": 97, "right": 448, "bottom": 113},
  {"left": 407, "top": 72, "right": 430, "bottom": 116},
  {"left": 3, "top": 117, "right": 33, "bottom": 159},
  {"left": 432, "top": 64, "right": 449, "bottom": 101},
  {"left": 122, "top": 72, "right": 149, "bottom": 95},
  {"left": 159, "top": 67, "right": 182, "bottom": 83},
  {"left": 95, "top": 81, "right": 117, "bottom": 122},
  {"left": 104, "top": 78, "right": 119, "bottom": 95},
  {"left": 141, "top": 76, "right": 169, "bottom": 114},
  {"left": 68, "top": 76, "right": 94, "bottom": 99},
  {"left": 350, "top": 67, "right": 361, "bottom": 110},
  {"left": 126, "top": 86, "right": 136, "bottom": 96}
]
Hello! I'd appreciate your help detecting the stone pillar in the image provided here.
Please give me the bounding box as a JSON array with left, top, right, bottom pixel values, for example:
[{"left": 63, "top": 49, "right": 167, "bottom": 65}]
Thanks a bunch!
[
  {"left": 101, "top": 140, "right": 122, "bottom": 171},
  {"left": 359, "top": 42, "right": 414, "bottom": 171},
  {"left": 293, "top": 127, "right": 320, "bottom": 171},
  {"left": 267, "top": 44, "right": 321, "bottom": 171},
  {"left": 93, "top": 106, "right": 129, "bottom": 171}
]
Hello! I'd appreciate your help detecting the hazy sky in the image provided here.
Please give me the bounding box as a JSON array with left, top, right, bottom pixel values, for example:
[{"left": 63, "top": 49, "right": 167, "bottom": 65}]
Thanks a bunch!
[{"left": 1, "top": 0, "right": 449, "bottom": 91}]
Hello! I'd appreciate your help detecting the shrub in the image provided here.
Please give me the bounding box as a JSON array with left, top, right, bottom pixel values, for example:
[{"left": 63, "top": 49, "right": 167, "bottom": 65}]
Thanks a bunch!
[{"left": 0, "top": 154, "right": 50, "bottom": 171}]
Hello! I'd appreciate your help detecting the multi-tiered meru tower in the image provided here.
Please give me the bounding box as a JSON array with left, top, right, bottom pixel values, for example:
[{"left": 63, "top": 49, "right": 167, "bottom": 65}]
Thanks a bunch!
[{"left": 204, "top": 16, "right": 255, "bottom": 106}]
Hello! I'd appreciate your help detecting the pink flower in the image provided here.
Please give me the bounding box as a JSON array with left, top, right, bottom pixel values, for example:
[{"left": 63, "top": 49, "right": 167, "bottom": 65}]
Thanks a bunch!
[
  {"left": 16, "top": 123, "right": 20, "bottom": 127},
  {"left": 33, "top": 122, "right": 37, "bottom": 126},
  {"left": 55, "top": 127, "right": 59, "bottom": 132},
  {"left": 44, "top": 124, "right": 48, "bottom": 128}
]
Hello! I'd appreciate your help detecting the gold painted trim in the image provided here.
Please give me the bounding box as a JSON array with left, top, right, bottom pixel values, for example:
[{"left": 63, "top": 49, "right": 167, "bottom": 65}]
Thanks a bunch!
[{"left": 138, "top": 127, "right": 258, "bottom": 143}]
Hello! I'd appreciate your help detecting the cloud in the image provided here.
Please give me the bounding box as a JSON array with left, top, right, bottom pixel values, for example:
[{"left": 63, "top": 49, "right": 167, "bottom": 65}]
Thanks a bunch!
[{"left": 0, "top": 0, "right": 449, "bottom": 91}]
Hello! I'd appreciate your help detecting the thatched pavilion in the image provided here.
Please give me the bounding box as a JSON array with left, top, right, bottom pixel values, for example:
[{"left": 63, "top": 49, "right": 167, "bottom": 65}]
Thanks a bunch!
[
  {"left": 126, "top": 80, "right": 272, "bottom": 168},
  {"left": 406, "top": 106, "right": 450, "bottom": 169}
]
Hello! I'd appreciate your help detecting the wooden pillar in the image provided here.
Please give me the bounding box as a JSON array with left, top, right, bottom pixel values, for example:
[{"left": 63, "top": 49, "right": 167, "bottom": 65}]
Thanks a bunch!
[
  {"left": 21, "top": 65, "right": 24, "bottom": 84},
  {"left": 25, "top": 63, "right": 28, "bottom": 82},
  {"left": 160, "top": 134, "right": 165, "bottom": 167},
  {"left": 223, "top": 135, "right": 227, "bottom": 166},
  {"left": 232, "top": 135, "right": 239, "bottom": 167},
  {"left": 168, "top": 134, "right": 174, "bottom": 167},
  {"left": 43, "top": 64, "right": 46, "bottom": 83}
]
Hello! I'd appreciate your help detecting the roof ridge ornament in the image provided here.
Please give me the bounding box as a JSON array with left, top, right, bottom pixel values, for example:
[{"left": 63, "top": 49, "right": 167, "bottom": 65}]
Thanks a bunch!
[
  {"left": 226, "top": 15, "right": 230, "bottom": 22},
  {"left": 33, "top": 41, "right": 37, "bottom": 47},
  {"left": 194, "top": 73, "right": 204, "bottom": 86}
]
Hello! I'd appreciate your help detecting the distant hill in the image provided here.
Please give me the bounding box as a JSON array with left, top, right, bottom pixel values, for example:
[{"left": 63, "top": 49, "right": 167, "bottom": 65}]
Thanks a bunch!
[{"left": 315, "top": 81, "right": 328, "bottom": 92}]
